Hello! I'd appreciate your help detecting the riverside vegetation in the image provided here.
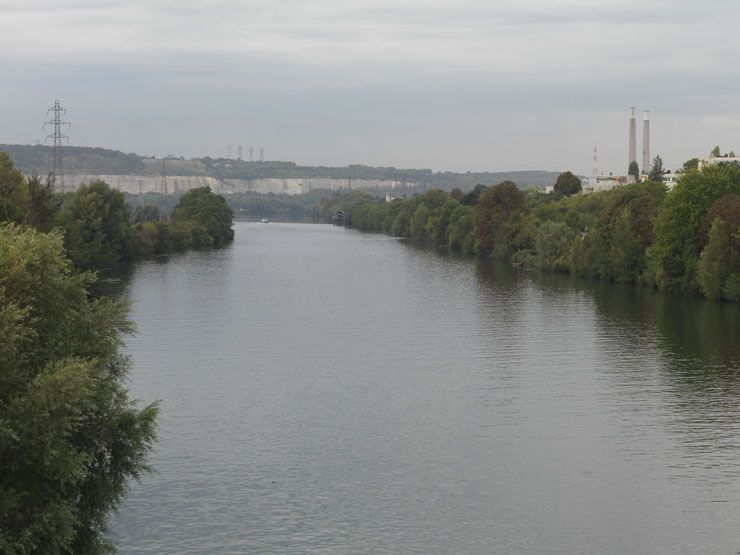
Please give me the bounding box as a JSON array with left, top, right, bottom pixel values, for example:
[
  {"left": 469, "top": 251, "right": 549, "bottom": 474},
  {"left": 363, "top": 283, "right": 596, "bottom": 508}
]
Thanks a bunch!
[
  {"left": 0, "top": 152, "right": 233, "bottom": 552},
  {"left": 315, "top": 165, "right": 740, "bottom": 302}
]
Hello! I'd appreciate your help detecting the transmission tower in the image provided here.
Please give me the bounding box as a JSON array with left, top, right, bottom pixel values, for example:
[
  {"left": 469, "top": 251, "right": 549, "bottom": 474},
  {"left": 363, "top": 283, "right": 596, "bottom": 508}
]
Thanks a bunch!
[
  {"left": 43, "top": 100, "right": 70, "bottom": 187},
  {"left": 259, "top": 147, "right": 264, "bottom": 162},
  {"left": 238, "top": 145, "right": 243, "bottom": 160}
]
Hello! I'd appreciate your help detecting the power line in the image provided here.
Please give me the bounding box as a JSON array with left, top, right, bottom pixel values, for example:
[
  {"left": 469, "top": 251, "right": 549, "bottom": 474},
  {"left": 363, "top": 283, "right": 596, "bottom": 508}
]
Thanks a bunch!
[
  {"left": 1, "top": 126, "right": 43, "bottom": 143},
  {"left": 0, "top": 119, "right": 39, "bottom": 134},
  {"left": 69, "top": 125, "right": 89, "bottom": 148},
  {"left": 43, "top": 100, "right": 70, "bottom": 187}
]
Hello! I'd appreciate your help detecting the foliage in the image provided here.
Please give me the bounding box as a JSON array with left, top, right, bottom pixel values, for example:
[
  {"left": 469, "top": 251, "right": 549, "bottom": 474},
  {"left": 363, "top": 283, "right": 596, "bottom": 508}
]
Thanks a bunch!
[
  {"left": 697, "top": 218, "right": 736, "bottom": 300},
  {"left": 648, "top": 156, "right": 665, "bottom": 182},
  {"left": 170, "top": 187, "right": 234, "bottom": 247},
  {"left": 553, "top": 171, "right": 582, "bottom": 196},
  {"left": 535, "top": 221, "right": 575, "bottom": 272},
  {"left": 1, "top": 153, "right": 234, "bottom": 271},
  {"left": 131, "top": 204, "right": 161, "bottom": 223},
  {"left": 314, "top": 166, "right": 738, "bottom": 302},
  {"left": 683, "top": 158, "right": 699, "bottom": 172},
  {"left": 0, "top": 152, "right": 30, "bottom": 225},
  {"left": 649, "top": 164, "right": 740, "bottom": 293},
  {"left": 447, "top": 205, "right": 476, "bottom": 253},
  {"left": 474, "top": 181, "right": 526, "bottom": 254},
  {"left": 0, "top": 224, "right": 157, "bottom": 553},
  {"left": 608, "top": 209, "right": 645, "bottom": 283},
  {"left": 56, "top": 181, "right": 133, "bottom": 270},
  {"left": 628, "top": 161, "right": 640, "bottom": 181}
]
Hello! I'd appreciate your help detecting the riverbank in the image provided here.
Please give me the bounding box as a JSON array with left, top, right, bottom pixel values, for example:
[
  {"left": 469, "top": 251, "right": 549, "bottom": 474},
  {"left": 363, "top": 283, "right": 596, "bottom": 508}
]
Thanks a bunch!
[
  {"left": 0, "top": 152, "right": 234, "bottom": 273},
  {"left": 315, "top": 166, "right": 740, "bottom": 302}
]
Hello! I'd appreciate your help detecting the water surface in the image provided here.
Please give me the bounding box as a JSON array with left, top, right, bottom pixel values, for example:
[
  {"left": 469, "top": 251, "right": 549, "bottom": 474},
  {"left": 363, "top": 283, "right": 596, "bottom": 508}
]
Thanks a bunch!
[{"left": 114, "top": 222, "right": 740, "bottom": 554}]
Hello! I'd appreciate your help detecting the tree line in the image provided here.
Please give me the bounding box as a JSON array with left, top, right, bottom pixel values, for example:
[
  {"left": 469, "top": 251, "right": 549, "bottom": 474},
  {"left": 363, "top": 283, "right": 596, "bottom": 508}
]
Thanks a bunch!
[
  {"left": 0, "top": 152, "right": 234, "bottom": 271},
  {"left": 315, "top": 165, "right": 740, "bottom": 302},
  {"left": 0, "top": 151, "right": 234, "bottom": 552}
]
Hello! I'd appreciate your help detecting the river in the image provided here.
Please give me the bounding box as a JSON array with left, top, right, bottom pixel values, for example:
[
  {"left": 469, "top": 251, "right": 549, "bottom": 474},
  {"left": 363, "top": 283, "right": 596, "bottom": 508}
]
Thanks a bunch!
[{"left": 113, "top": 221, "right": 740, "bottom": 554}]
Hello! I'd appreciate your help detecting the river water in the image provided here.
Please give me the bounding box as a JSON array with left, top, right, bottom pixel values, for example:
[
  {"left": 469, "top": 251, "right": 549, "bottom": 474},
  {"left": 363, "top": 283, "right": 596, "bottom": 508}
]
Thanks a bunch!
[{"left": 113, "top": 221, "right": 740, "bottom": 554}]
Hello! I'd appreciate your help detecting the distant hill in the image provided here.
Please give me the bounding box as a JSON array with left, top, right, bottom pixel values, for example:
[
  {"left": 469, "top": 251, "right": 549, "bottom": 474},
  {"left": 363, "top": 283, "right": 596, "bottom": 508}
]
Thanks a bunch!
[{"left": 0, "top": 143, "right": 560, "bottom": 192}]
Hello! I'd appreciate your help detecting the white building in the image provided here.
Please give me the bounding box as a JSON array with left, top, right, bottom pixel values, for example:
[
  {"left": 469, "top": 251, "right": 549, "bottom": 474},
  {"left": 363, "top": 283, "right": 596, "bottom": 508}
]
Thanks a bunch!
[
  {"left": 582, "top": 175, "right": 630, "bottom": 194},
  {"left": 698, "top": 156, "right": 740, "bottom": 170}
]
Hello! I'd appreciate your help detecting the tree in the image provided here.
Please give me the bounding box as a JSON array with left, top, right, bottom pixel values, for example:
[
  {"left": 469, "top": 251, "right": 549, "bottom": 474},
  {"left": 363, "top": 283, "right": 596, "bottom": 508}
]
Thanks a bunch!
[
  {"left": 648, "top": 156, "right": 665, "bottom": 182},
  {"left": 0, "top": 224, "right": 157, "bottom": 553},
  {"left": 171, "top": 187, "right": 234, "bottom": 246},
  {"left": 682, "top": 158, "right": 699, "bottom": 172},
  {"left": 449, "top": 187, "right": 465, "bottom": 202},
  {"left": 409, "top": 204, "right": 430, "bottom": 239},
  {"left": 447, "top": 205, "right": 475, "bottom": 253},
  {"left": 711, "top": 145, "right": 721, "bottom": 157},
  {"left": 25, "top": 175, "right": 60, "bottom": 232},
  {"left": 56, "top": 181, "right": 133, "bottom": 270},
  {"left": 535, "top": 221, "right": 576, "bottom": 271},
  {"left": 609, "top": 209, "right": 645, "bottom": 282},
  {"left": 702, "top": 194, "right": 740, "bottom": 245},
  {"left": 474, "top": 181, "right": 525, "bottom": 254},
  {"left": 132, "top": 204, "right": 161, "bottom": 223},
  {"left": 0, "top": 152, "right": 28, "bottom": 225},
  {"left": 463, "top": 184, "right": 488, "bottom": 206},
  {"left": 697, "top": 218, "right": 736, "bottom": 299},
  {"left": 649, "top": 164, "right": 740, "bottom": 293},
  {"left": 553, "top": 171, "right": 582, "bottom": 196},
  {"left": 628, "top": 161, "right": 640, "bottom": 181}
]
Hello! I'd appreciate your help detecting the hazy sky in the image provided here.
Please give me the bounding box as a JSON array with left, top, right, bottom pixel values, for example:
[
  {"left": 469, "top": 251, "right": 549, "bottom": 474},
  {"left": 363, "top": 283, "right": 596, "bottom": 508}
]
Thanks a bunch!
[{"left": 1, "top": 0, "right": 738, "bottom": 175}]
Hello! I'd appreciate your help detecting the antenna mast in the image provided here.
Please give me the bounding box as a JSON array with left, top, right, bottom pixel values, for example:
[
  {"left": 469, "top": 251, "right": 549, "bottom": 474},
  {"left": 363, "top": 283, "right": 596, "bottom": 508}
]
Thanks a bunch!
[{"left": 593, "top": 145, "right": 598, "bottom": 176}]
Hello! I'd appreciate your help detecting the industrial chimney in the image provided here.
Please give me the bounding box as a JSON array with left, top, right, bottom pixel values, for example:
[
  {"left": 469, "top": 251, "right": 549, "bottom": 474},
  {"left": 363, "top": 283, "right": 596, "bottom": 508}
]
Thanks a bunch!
[
  {"left": 628, "top": 107, "right": 637, "bottom": 170},
  {"left": 642, "top": 111, "right": 650, "bottom": 173}
]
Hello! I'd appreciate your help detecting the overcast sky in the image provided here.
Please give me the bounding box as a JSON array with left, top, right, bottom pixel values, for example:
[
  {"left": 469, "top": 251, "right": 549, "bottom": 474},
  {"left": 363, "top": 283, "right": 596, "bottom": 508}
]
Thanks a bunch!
[{"left": 1, "top": 0, "right": 738, "bottom": 175}]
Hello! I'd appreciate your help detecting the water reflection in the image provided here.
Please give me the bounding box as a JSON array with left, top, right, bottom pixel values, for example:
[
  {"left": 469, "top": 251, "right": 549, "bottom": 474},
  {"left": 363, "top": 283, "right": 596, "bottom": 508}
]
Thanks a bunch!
[
  {"left": 114, "top": 224, "right": 740, "bottom": 554},
  {"left": 475, "top": 260, "right": 740, "bottom": 487}
]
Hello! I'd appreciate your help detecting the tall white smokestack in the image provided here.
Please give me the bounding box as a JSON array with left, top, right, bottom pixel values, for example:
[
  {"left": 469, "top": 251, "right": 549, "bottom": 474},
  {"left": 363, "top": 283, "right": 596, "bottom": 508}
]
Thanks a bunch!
[
  {"left": 628, "top": 106, "right": 637, "bottom": 170},
  {"left": 642, "top": 110, "right": 650, "bottom": 173}
]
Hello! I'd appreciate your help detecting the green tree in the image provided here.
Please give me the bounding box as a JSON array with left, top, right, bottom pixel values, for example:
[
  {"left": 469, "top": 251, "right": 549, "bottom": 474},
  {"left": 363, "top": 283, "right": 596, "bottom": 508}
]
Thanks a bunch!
[
  {"left": 697, "top": 218, "right": 736, "bottom": 299},
  {"left": 535, "top": 221, "right": 576, "bottom": 271},
  {"left": 0, "top": 224, "right": 157, "bottom": 553},
  {"left": 410, "top": 204, "right": 430, "bottom": 239},
  {"left": 474, "top": 181, "right": 525, "bottom": 255},
  {"left": 450, "top": 188, "right": 465, "bottom": 202},
  {"left": 463, "top": 184, "right": 488, "bottom": 206},
  {"left": 56, "top": 181, "right": 133, "bottom": 270},
  {"left": 682, "top": 158, "right": 699, "bottom": 172},
  {"left": 25, "top": 175, "right": 60, "bottom": 232},
  {"left": 553, "top": 171, "right": 582, "bottom": 196},
  {"left": 648, "top": 156, "right": 665, "bottom": 182},
  {"left": 609, "top": 209, "right": 645, "bottom": 282},
  {"left": 628, "top": 161, "right": 640, "bottom": 181},
  {"left": 0, "top": 152, "right": 29, "bottom": 225},
  {"left": 423, "top": 198, "right": 458, "bottom": 245},
  {"left": 171, "top": 187, "right": 234, "bottom": 246},
  {"left": 447, "top": 205, "right": 475, "bottom": 253},
  {"left": 131, "top": 204, "right": 161, "bottom": 223},
  {"left": 711, "top": 145, "right": 721, "bottom": 157},
  {"left": 649, "top": 164, "right": 740, "bottom": 293}
]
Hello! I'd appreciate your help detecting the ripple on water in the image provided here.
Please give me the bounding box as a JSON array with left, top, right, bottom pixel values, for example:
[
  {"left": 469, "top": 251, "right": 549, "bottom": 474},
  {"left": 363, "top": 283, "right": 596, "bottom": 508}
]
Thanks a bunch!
[{"left": 114, "top": 222, "right": 740, "bottom": 554}]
